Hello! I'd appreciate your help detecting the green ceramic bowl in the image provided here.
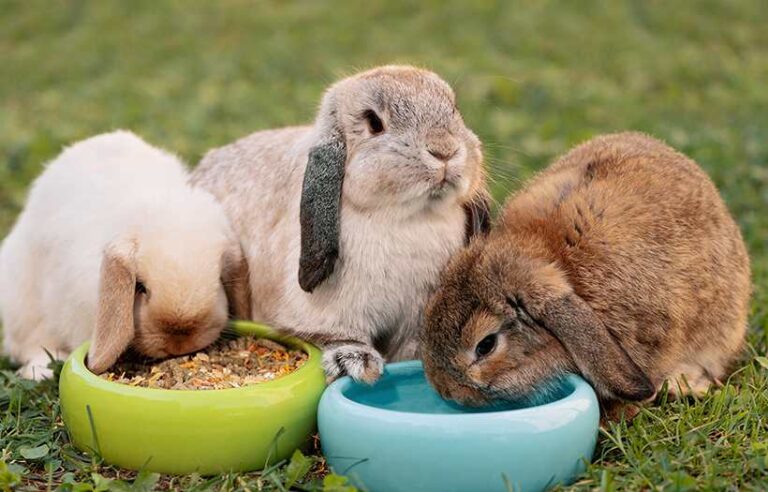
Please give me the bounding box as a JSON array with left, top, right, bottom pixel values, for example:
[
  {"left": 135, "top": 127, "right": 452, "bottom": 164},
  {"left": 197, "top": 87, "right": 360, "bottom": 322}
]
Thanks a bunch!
[{"left": 59, "top": 321, "right": 325, "bottom": 475}]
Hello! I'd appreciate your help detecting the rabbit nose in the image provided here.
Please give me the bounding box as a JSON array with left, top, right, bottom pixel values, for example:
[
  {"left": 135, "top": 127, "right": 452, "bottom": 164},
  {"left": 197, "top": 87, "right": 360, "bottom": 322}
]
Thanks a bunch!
[
  {"left": 426, "top": 129, "right": 460, "bottom": 162},
  {"left": 428, "top": 148, "right": 458, "bottom": 162},
  {"left": 162, "top": 324, "right": 198, "bottom": 348},
  {"left": 164, "top": 324, "right": 195, "bottom": 336}
]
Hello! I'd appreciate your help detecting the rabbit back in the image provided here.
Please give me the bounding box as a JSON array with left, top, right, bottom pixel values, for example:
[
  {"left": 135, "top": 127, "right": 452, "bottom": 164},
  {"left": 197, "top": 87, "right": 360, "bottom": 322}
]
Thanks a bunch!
[{"left": 501, "top": 132, "right": 750, "bottom": 386}]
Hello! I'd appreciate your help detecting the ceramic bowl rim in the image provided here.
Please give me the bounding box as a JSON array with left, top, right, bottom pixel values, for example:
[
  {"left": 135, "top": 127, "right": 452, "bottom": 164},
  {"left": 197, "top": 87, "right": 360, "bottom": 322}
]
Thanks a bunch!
[
  {"left": 323, "top": 360, "right": 597, "bottom": 422},
  {"left": 63, "top": 321, "right": 323, "bottom": 398}
]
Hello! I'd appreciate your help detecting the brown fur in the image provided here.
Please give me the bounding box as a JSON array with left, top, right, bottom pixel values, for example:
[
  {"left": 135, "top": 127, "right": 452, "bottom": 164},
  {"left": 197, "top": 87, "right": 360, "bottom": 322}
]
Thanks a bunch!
[
  {"left": 221, "top": 241, "right": 252, "bottom": 320},
  {"left": 422, "top": 132, "right": 751, "bottom": 418}
]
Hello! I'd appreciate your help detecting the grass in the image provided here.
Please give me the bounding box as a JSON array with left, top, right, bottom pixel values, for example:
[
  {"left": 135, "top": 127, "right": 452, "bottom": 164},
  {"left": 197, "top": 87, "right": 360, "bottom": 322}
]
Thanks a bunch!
[{"left": 1, "top": 0, "right": 767, "bottom": 490}]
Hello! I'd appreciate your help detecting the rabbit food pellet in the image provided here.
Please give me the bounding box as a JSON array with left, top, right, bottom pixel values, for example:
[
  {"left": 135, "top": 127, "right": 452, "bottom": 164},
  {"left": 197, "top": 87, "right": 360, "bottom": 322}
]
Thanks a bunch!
[{"left": 100, "top": 337, "right": 308, "bottom": 390}]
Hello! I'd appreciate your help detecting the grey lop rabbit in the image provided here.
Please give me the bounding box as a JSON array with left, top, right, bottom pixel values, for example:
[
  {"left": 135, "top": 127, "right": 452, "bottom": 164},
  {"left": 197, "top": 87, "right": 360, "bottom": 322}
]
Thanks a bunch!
[
  {"left": 192, "top": 65, "right": 490, "bottom": 383},
  {"left": 421, "top": 133, "right": 750, "bottom": 419}
]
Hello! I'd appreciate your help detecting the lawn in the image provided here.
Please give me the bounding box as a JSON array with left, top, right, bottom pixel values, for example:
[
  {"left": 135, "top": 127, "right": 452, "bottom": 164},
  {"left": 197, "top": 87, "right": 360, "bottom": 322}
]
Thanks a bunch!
[{"left": 1, "top": 0, "right": 767, "bottom": 490}]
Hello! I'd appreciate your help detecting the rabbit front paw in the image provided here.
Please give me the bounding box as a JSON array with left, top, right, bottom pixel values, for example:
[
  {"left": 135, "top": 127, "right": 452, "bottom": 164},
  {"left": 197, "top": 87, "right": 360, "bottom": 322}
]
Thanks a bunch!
[{"left": 322, "top": 342, "right": 384, "bottom": 384}]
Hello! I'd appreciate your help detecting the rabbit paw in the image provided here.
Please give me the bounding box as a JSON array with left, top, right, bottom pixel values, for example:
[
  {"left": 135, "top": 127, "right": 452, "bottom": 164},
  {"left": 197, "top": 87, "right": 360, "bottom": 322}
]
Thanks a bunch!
[
  {"left": 16, "top": 349, "right": 66, "bottom": 381},
  {"left": 322, "top": 343, "right": 384, "bottom": 384},
  {"left": 18, "top": 361, "right": 54, "bottom": 381}
]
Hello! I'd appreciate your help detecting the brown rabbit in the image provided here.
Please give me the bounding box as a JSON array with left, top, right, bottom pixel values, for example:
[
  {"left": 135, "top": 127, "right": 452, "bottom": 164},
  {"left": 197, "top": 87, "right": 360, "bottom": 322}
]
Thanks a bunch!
[{"left": 421, "top": 132, "right": 751, "bottom": 419}]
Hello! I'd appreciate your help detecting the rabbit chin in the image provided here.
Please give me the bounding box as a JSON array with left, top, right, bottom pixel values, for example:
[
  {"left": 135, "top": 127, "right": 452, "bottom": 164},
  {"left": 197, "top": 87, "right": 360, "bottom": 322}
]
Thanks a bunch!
[
  {"left": 397, "top": 174, "right": 469, "bottom": 215},
  {"left": 426, "top": 179, "right": 468, "bottom": 210}
]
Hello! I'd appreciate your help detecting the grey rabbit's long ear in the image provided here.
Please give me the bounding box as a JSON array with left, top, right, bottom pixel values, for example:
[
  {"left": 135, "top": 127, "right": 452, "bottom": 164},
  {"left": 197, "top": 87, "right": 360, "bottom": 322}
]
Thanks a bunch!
[
  {"left": 532, "top": 292, "right": 656, "bottom": 401},
  {"left": 463, "top": 188, "right": 492, "bottom": 242},
  {"left": 299, "top": 120, "right": 347, "bottom": 293}
]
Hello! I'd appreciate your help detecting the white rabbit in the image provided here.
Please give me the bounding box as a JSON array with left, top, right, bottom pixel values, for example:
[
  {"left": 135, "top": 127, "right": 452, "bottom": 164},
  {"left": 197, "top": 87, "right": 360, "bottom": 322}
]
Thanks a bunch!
[
  {"left": 192, "top": 65, "right": 490, "bottom": 383},
  {"left": 0, "top": 131, "right": 250, "bottom": 379}
]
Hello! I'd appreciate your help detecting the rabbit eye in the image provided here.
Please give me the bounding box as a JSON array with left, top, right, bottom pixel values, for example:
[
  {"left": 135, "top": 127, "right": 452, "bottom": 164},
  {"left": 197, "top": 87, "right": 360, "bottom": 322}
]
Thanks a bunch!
[
  {"left": 135, "top": 281, "right": 148, "bottom": 295},
  {"left": 363, "top": 110, "right": 385, "bottom": 135},
  {"left": 475, "top": 333, "right": 497, "bottom": 358}
]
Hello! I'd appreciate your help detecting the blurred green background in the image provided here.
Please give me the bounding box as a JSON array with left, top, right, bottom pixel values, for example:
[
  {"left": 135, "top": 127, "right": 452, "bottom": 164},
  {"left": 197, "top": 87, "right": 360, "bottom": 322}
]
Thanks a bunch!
[{"left": 1, "top": 0, "right": 767, "bottom": 489}]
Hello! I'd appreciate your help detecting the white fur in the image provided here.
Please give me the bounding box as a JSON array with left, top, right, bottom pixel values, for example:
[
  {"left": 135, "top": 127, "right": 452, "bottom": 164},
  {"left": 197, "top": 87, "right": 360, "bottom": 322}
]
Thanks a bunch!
[{"left": 0, "top": 131, "right": 234, "bottom": 379}]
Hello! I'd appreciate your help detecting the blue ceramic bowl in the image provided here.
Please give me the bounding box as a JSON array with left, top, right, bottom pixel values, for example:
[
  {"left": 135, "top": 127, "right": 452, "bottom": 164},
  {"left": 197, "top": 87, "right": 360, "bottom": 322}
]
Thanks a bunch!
[{"left": 318, "top": 361, "right": 599, "bottom": 492}]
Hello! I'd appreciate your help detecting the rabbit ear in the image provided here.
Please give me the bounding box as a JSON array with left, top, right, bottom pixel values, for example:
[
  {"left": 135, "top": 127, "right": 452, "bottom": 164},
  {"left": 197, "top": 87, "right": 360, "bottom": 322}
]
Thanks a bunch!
[
  {"left": 533, "top": 292, "right": 656, "bottom": 401},
  {"left": 299, "top": 124, "right": 347, "bottom": 293},
  {"left": 222, "top": 240, "right": 252, "bottom": 320},
  {"left": 87, "top": 239, "right": 138, "bottom": 374},
  {"left": 463, "top": 189, "right": 492, "bottom": 241}
]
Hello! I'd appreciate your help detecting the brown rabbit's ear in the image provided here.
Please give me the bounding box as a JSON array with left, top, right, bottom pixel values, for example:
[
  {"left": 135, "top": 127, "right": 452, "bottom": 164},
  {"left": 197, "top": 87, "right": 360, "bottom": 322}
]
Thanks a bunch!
[
  {"left": 533, "top": 293, "right": 656, "bottom": 401},
  {"left": 87, "top": 239, "right": 138, "bottom": 374},
  {"left": 463, "top": 188, "right": 492, "bottom": 241},
  {"left": 222, "top": 241, "right": 252, "bottom": 320},
  {"left": 299, "top": 122, "right": 346, "bottom": 293}
]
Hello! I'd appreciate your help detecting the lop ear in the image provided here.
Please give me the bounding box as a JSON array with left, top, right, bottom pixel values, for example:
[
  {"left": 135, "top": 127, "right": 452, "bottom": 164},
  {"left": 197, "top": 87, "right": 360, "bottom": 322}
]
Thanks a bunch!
[
  {"left": 299, "top": 126, "right": 346, "bottom": 293},
  {"left": 463, "top": 188, "right": 492, "bottom": 242},
  {"left": 222, "top": 241, "right": 252, "bottom": 320},
  {"left": 533, "top": 293, "right": 656, "bottom": 401},
  {"left": 87, "top": 239, "right": 138, "bottom": 374}
]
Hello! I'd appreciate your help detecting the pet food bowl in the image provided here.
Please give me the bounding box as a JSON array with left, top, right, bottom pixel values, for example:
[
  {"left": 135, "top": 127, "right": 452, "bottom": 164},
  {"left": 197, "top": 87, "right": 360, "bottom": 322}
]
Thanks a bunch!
[
  {"left": 318, "top": 360, "right": 599, "bottom": 492},
  {"left": 59, "top": 321, "right": 325, "bottom": 475}
]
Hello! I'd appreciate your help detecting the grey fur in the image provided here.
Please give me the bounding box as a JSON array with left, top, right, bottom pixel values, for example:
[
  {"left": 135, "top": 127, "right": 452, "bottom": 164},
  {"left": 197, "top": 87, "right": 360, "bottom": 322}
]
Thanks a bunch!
[
  {"left": 191, "top": 66, "right": 490, "bottom": 383},
  {"left": 299, "top": 138, "right": 347, "bottom": 292}
]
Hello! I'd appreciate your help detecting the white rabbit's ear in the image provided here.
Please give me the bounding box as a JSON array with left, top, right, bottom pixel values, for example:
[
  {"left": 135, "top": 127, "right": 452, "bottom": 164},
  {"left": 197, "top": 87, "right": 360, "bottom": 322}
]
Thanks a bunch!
[
  {"left": 222, "top": 240, "right": 252, "bottom": 320},
  {"left": 299, "top": 122, "right": 346, "bottom": 293},
  {"left": 87, "top": 239, "right": 138, "bottom": 374}
]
